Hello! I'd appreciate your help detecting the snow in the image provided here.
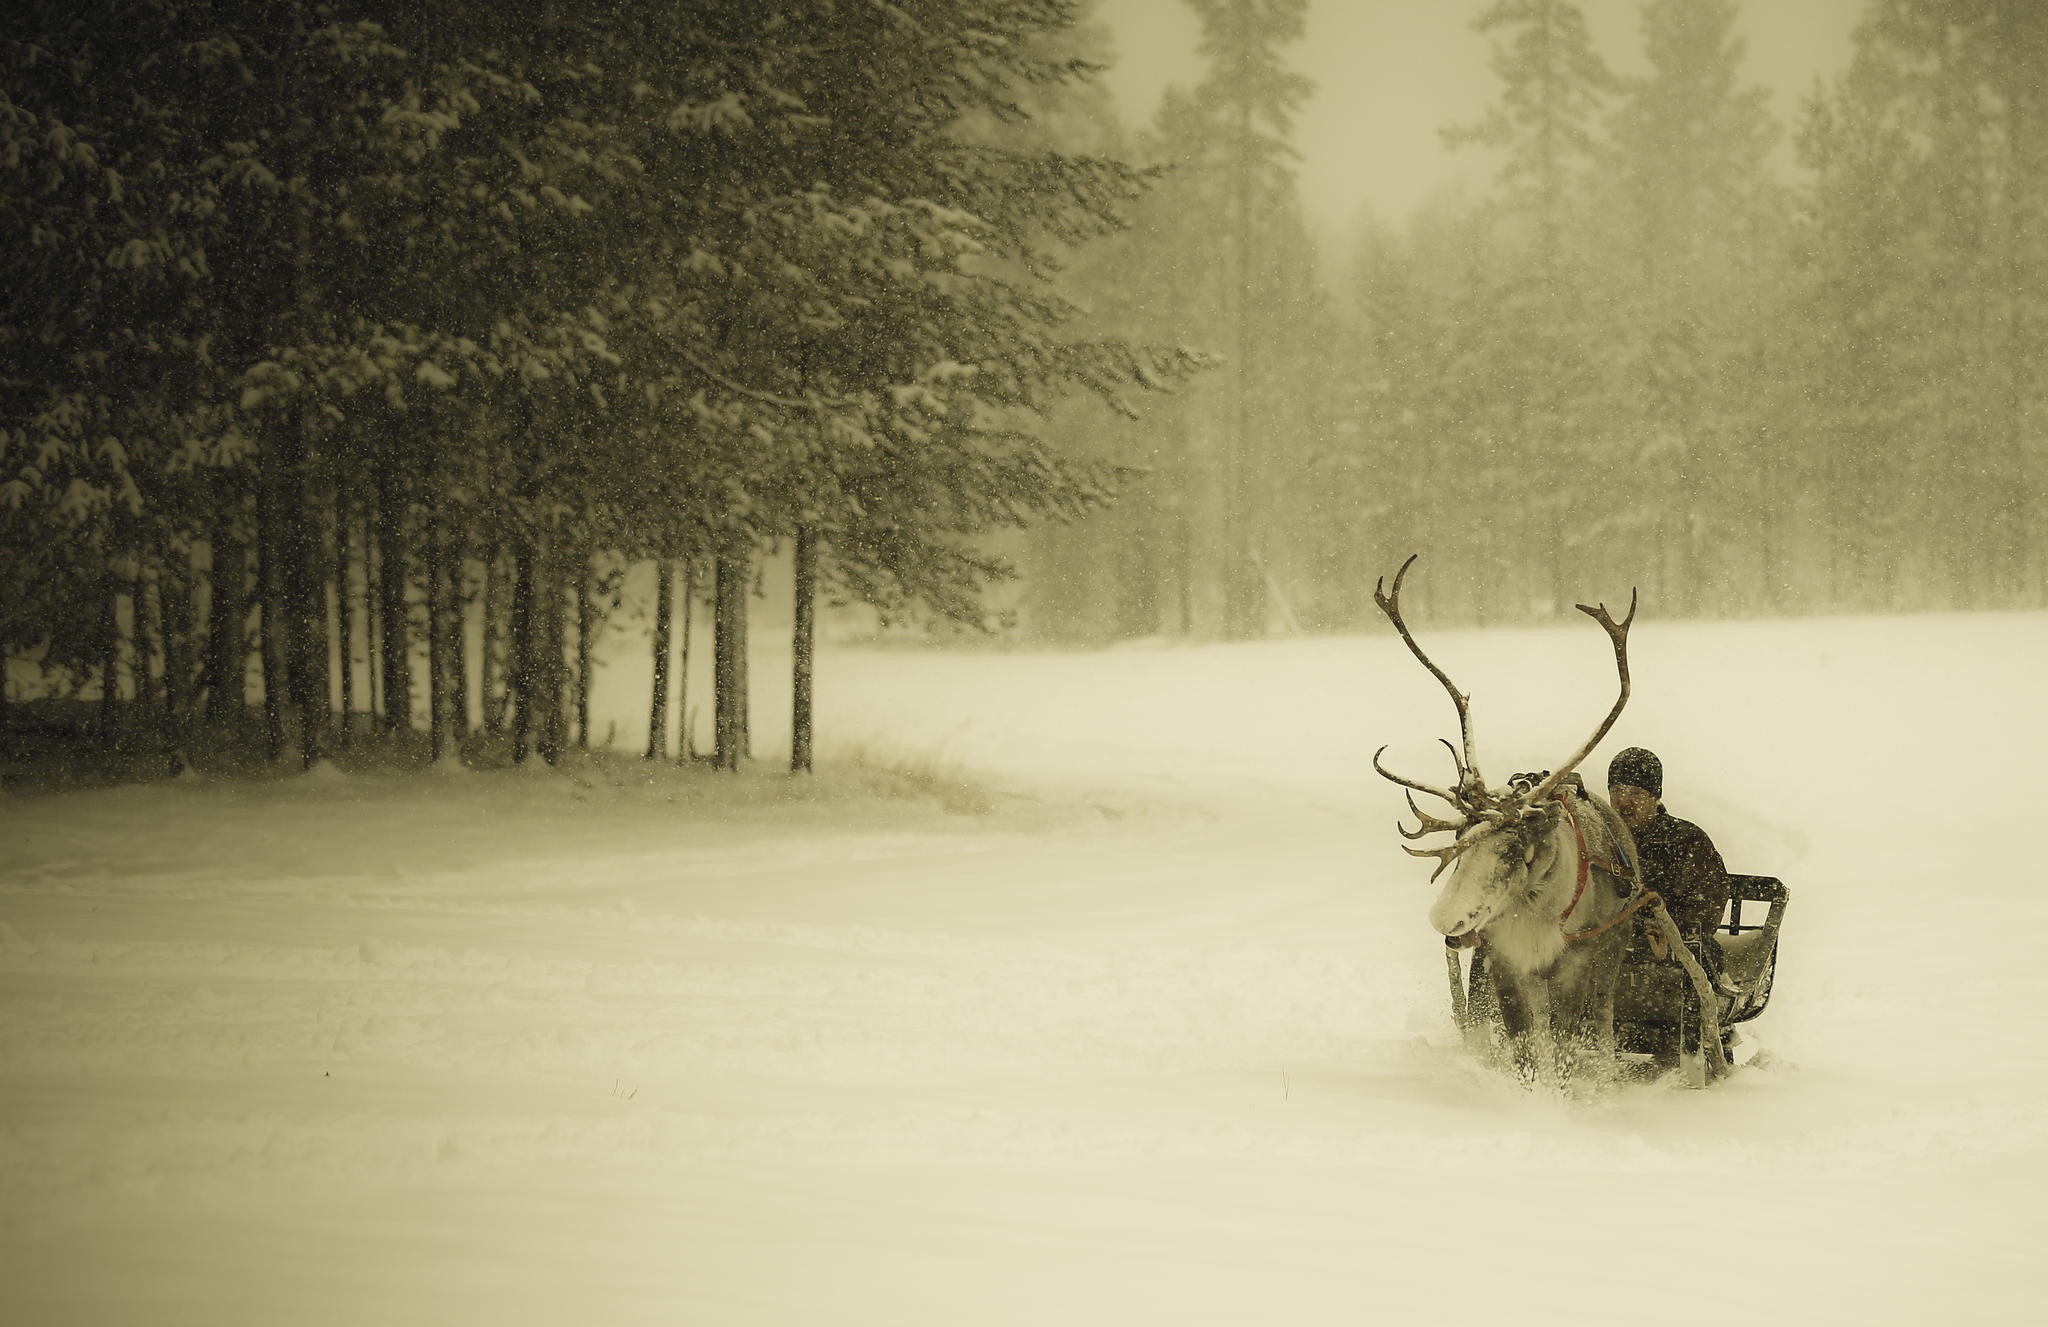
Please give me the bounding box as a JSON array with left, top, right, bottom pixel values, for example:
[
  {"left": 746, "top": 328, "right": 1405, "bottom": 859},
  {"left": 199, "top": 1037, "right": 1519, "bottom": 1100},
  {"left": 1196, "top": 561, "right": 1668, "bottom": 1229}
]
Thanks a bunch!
[{"left": 5, "top": 609, "right": 2046, "bottom": 1325}]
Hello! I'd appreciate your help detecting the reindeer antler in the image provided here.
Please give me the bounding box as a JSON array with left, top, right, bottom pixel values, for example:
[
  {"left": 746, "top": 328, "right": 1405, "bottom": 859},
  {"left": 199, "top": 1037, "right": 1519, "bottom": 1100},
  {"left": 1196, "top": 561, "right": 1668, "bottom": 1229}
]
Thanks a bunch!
[
  {"left": 1371, "top": 742, "right": 1464, "bottom": 810},
  {"left": 1518, "top": 590, "right": 1638, "bottom": 809},
  {"left": 1373, "top": 554, "right": 1492, "bottom": 816},
  {"left": 1397, "top": 788, "right": 1465, "bottom": 840},
  {"left": 1402, "top": 840, "right": 1469, "bottom": 883}
]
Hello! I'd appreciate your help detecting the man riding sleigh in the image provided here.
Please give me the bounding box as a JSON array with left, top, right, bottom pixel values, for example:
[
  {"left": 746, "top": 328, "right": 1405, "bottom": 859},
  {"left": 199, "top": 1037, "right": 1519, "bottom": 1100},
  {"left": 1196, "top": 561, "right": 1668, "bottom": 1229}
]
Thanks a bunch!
[{"left": 1373, "top": 555, "right": 1760, "bottom": 1088}]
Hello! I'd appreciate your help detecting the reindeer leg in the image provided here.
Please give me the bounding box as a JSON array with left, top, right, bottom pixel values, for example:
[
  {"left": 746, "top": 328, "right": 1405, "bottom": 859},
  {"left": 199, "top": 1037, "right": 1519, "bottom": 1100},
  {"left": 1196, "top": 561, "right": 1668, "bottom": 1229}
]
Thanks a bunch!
[
  {"left": 1522, "top": 981, "right": 1560, "bottom": 1090},
  {"left": 1461, "top": 945, "right": 1503, "bottom": 1056},
  {"left": 1574, "top": 936, "right": 1624, "bottom": 1090},
  {"left": 1491, "top": 968, "right": 1535, "bottom": 1079},
  {"left": 1446, "top": 942, "right": 1469, "bottom": 1031}
]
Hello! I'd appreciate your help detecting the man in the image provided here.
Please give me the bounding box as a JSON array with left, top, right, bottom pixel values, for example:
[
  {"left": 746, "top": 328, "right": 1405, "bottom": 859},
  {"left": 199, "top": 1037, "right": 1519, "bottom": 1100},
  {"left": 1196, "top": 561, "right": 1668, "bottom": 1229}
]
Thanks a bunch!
[{"left": 1606, "top": 747, "right": 1731, "bottom": 970}]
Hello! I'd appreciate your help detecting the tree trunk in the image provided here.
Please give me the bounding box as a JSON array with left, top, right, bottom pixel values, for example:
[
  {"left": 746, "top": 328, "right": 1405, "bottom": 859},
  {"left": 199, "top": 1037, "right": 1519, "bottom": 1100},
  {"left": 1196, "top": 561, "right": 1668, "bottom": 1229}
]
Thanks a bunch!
[
  {"left": 531, "top": 536, "right": 565, "bottom": 767},
  {"left": 575, "top": 554, "right": 594, "bottom": 750},
  {"left": 99, "top": 564, "right": 121, "bottom": 748},
  {"left": 256, "top": 454, "right": 288, "bottom": 764},
  {"left": 335, "top": 482, "right": 356, "bottom": 750},
  {"left": 365, "top": 508, "right": 383, "bottom": 725},
  {"left": 713, "top": 544, "right": 750, "bottom": 772},
  {"left": 375, "top": 454, "right": 411, "bottom": 734},
  {"left": 791, "top": 527, "right": 815, "bottom": 775},
  {"left": 427, "top": 512, "right": 448, "bottom": 762},
  {"left": 480, "top": 548, "right": 500, "bottom": 733},
  {"left": 510, "top": 540, "right": 535, "bottom": 765},
  {"left": 334, "top": 491, "right": 352, "bottom": 750},
  {"left": 158, "top": 537, "right": 194, "bottom": 772},
  {"left": 1999, "top": 11, "right": 2037, "bottom": 604},
  {"left": 1223, "top": 48, "right": 1268, "bottom": 643},
  {"left": 647, "top": 558, "right": 674, "bottom": 759},
  {"left": 451, "top": 538, "right": 470, "bottom": 738},
  {"left": 284, "top": 474, "right": 327, "bottom": 772},
  {"left": 206, "top": 505, "right": 249, "bottom": 724},
  {"left": 544, "top": 547, "right": 569, "bottom": 765},
  {"left": 676, "top": 559, "right": 695, "bottom": 761},
  {"left": 133, "top": 544, "right": 159, "bottom": 726}
]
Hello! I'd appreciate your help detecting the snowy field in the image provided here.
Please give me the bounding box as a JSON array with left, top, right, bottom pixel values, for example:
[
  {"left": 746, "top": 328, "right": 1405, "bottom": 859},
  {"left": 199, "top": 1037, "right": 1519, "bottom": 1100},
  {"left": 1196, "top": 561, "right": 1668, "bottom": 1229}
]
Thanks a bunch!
[{"left": 5, "top": 607, "right": 2047, "bottom": 1326}]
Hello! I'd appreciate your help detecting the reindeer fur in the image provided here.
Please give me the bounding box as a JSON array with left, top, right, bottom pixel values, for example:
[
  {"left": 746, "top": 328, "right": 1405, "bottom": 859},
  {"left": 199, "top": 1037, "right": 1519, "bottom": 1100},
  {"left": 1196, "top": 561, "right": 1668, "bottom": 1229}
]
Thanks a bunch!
[
  {"left": 1372, "top": 553, "right": 1641, "bottom": 1088},
  {"left": 1436, "top": 792, "right": 1638, "bottom": 1086}
]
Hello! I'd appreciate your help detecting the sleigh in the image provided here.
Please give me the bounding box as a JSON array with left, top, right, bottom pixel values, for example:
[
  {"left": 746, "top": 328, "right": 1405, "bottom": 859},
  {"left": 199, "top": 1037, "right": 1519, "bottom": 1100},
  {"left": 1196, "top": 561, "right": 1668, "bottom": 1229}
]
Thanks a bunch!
[{"left": 1453, "top": 874, "right": 1789, "bottom": 1087}]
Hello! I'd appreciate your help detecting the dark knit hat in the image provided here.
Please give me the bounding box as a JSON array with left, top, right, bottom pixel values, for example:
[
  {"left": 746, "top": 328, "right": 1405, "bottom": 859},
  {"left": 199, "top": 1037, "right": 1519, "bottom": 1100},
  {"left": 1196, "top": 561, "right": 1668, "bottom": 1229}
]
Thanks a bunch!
[{"left": 1607, "top": 747, "right": 1662, "bottom": 797}]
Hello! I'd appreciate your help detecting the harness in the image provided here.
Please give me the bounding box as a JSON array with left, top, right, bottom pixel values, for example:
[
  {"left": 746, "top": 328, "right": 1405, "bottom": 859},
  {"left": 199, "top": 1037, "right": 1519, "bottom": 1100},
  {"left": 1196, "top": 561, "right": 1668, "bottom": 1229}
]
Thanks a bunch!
[{"left": 1551, "top": 792, "right": 1660, "bottom": 943}]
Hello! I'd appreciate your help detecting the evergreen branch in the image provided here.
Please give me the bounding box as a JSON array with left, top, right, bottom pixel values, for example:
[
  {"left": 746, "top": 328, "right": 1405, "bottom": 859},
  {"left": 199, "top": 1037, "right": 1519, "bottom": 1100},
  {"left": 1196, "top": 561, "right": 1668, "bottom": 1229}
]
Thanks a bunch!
[{"left": 676, "top": 347, "right": 861, "bottom": 413}]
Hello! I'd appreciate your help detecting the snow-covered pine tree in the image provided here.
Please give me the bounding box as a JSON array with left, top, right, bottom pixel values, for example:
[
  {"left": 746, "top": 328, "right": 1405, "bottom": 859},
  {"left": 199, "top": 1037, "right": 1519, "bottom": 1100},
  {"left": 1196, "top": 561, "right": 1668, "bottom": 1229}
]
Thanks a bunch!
[
  {"left": 1799, "top": 0, "right": 2048, "bottom": 609},
  {"left": 1444, "top": 0, "right": 1617, "bottom": 619},
  {"left": 3, "top": 0, "right": 1201, "bottom": 780},
  {"left": 1602, "top": 0, "right": 1782, "bottom": 616},
  {"left": 1183, "top": 0, "right": 1311, "bottom": 641}
]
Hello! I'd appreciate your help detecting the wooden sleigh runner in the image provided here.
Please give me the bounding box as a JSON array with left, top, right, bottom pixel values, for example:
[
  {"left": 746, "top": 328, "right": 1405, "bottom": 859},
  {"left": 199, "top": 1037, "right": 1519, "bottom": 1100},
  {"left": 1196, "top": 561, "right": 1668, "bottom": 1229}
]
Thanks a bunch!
[{"left": 1449, "top": 873, "right": 1790, "bottom": 1087}]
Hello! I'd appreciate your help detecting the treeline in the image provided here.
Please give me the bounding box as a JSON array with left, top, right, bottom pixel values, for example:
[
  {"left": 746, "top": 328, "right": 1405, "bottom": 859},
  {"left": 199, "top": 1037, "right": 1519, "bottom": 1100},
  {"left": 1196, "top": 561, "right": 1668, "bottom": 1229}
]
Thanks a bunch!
[
  {"left": 0, "top": 0, "right": 1194, "bottom": 771},
  {"left": 1027, "top": 0, "right": 2048, "bottom": 637}
]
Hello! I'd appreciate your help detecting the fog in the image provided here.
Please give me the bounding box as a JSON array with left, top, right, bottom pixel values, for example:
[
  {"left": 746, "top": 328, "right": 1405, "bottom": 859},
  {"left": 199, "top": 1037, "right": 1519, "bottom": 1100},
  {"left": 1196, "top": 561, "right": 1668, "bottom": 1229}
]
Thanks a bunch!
[
  {"left": 1001, "top": 0, "right": 2045, "bottom": 643},
  {"left": 6, "top": 5, "right": 2047, "bottom": 1321},
  {"left": 1097, "top": 0, "right": 1863, "bottom": 227}
]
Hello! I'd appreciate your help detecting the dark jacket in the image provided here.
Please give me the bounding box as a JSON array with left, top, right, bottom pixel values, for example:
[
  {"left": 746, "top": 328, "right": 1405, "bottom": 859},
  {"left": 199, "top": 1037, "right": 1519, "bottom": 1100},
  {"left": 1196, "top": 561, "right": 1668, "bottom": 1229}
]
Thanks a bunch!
[{"left": 1629, "top": 808, "right": 1731, "bottom": 959}]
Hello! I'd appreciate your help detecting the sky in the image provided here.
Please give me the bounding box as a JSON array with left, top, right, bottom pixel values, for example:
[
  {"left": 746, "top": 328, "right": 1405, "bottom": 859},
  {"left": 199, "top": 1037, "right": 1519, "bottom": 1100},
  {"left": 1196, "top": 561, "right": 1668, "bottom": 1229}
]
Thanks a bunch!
[{"left": 1092, "top": 0, "right": 1869, "bottom": 229}]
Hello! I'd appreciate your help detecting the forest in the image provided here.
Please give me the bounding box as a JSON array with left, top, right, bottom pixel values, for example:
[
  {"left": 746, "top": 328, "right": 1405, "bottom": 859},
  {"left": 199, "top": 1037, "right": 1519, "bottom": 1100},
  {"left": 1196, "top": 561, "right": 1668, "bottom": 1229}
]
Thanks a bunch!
[
  {"left": 1037, "top": 0, "right": 2048, "bottom": 639},
  {"left": 3, "top": 0, "right": 2044, "bottom": 777}
]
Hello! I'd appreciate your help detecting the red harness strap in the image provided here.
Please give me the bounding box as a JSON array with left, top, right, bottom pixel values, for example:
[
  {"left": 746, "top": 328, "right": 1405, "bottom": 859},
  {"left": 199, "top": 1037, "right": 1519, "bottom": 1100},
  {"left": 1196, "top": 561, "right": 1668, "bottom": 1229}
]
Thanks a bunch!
[{"left": 1552, "top": 793, "right": 1636, "bottom": 930}]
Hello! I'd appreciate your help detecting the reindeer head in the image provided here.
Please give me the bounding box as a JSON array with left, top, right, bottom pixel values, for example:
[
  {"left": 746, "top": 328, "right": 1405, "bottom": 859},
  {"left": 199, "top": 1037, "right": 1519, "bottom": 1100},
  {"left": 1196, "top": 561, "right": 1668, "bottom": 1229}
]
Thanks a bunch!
[
  {"left": 1418, "top": 795, "right": 1573, "bottom": 938},
  {"left": 1371, "top": 555, "right": 1636, "bottom": 940}
]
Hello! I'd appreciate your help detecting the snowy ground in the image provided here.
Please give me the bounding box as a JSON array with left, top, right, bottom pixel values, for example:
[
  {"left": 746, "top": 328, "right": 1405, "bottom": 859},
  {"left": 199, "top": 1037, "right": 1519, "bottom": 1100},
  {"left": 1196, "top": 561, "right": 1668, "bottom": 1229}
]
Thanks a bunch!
[{"left": 5, "top": 608, "right": 2046, "bottom": 1326}]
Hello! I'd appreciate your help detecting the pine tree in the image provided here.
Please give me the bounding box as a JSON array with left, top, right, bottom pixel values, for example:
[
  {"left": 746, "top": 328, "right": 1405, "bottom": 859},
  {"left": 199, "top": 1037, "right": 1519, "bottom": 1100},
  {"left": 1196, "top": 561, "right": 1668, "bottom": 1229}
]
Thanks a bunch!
[
  {"left": 1446, "top": 0, "right": 1617, "bottom": 617},
  {"left": 3, "top": 0, "right": 1200, "bottom": 781},
  {"left": 1787, "top": 0, "right": 2048, "bottom": 610},
  {"left": 1603, "top": 0, "right": 1781, "bottom": 614},
  {"left": 1184, "top": 0, "right": 1312, "bottom": 639}
]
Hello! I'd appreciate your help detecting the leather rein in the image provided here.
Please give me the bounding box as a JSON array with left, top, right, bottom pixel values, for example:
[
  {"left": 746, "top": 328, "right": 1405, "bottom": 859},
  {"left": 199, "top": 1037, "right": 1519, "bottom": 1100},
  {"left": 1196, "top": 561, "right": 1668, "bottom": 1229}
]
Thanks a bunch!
[{"left": 1551, "top": 792, "right": 1660, "bottom": 943}]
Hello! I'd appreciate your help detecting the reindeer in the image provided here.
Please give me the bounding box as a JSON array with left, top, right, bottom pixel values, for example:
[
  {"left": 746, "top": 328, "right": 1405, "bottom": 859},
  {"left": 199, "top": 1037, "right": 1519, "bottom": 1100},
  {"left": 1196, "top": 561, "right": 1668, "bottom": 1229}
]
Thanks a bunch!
[{"left": 1372, "top": 555, "right": 1647, "bottom": 1087}]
